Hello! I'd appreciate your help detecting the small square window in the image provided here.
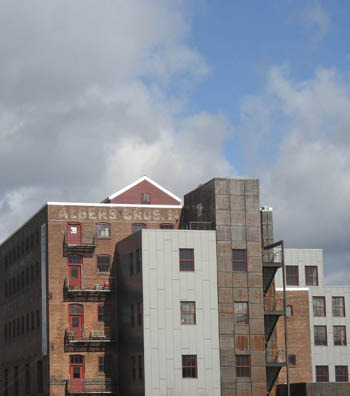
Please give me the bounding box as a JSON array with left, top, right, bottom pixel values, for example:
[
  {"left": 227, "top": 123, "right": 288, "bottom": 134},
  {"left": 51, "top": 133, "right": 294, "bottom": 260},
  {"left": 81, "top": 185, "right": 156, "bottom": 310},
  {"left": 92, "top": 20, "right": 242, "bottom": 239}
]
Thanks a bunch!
[
  {"left": 141, "top": 193, "right": 150, "bottom": 204},
  {"left": 182, "top": 355, "right": 197, "bottom": 378},
  {"left": 313, "top": 297, "right": 326, "bottom": 317},
  {"left": 181, "top": 302, "right": 196, "bottom": 325},
  {"left": 236, "top": 355, "right": 250, "bottom": 377},
  {"left": 97, "top": 255, "right": 110, "bottom": 272},
  {"left": 286, "top": 305, "right": 293, "bottom": 317},
  {"left": 179, "top": 249, "right": 194, "bottom": 271},
  {"left": 286, "top": 266, "right": 299, "bottom": 286},
  {"left": 96, "top": 223, "right": 110, "bottom": 238},
  {"left": 305, "top": 266, "right": 318, "bottom": 286},
  {"left": 314, "top": 325, "right": 327, "bottom": 346},
  {"left": 334, "top": 326, "right": 346, "bottom": 346},
  {"left": 316, "top": 366, "right": 329, "bottom": 382},
  {"left": 132, "top": 223, "right": 146, "bottom": 233},
  {"left": 335, "top": 366, "right": 348, "bottom": 382},
  {"left": 232, "top": 249, "right": 247, "bottom": 271},
  {"left": 234, "top": 302, "right": 248, "bottom": 325},
  {"left": 332, "top": 297, "right": 345, "bottom": 317}
]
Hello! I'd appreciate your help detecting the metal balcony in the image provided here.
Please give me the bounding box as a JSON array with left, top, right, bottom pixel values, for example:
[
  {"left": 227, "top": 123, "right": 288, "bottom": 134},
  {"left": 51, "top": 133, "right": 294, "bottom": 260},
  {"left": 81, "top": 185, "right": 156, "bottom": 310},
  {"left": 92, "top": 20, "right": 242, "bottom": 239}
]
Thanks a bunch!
[
  {"left": 64, "top": 328, "right": 114, "bottom": 352},
  {"left": 266, "top": 349, "right": 287, "bottom": 394},
  {"left": 264, "top": 296, "right": 284, "bottom": 343},
  {"left": 63, "top": 232, "right": 98, "bottom": 258},
  {"left": 262, "top": 245, "right": 283, "bottom": 295},
  {"left": 65, "top": 378, "right": 115, "bottom": 395},
  {"left": 63, "top": 279, "right": 112, "bottom": 302}
]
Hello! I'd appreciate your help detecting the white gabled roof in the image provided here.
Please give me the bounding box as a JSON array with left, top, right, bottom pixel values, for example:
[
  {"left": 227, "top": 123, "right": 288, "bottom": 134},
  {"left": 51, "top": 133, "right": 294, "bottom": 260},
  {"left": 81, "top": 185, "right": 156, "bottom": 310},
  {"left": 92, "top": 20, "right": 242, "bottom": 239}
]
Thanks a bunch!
[{"left": 105, "top": 175, "right": 182, "bottom": 204}]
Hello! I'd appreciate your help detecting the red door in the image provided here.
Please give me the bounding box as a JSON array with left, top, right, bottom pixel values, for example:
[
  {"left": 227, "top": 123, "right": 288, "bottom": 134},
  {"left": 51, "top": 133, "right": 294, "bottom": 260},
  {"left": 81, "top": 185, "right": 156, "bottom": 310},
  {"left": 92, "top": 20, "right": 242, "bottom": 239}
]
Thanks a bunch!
[
  {"left": 68, "top": 223, "right": 81, "bottom": 245},
  {"left": 70, "top": 355, "right": 84, "bottom": 392},
  {"left": 68, "top": 256, "right": 82, "bottom": 289},
  {"left": 69, "top": 304, "right": 84, "bottom": 340}
]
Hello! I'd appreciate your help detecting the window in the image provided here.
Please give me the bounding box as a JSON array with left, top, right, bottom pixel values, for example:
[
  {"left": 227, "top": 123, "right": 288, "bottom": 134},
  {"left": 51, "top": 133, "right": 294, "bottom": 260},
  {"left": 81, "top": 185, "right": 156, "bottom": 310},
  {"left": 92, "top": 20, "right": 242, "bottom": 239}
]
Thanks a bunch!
[
  {"left": 68, "top": 255, "right": 82, "bottom": 264},
  {"left": 4, "top": 324, "right": 7, "bottom": 341},
  {"left": 36, "top": 310, "right": 40, "bottom": 328},
  {"left": 141, "top": 193, "right": 150, "bottom": 204},
  {"left": 131, "top": 304, "right": 135, "bottom": 328},
  {"left": 12, "top": 320, "right": 15, "bottom": 337},
  {"left": 286, "top": 305, "right": 293, "bottom": 317},
  {"left": 182, "top": 355, "right": 197, "bottom": 378},
  {"left": 4, "top": 368, "right": 8, "bottom": 396},
  {"left": 98, "top": 306, "right": 104, "bottom": 322},
  {"left": 97, "top": 255, "right": 110, "bottom": 272},
  {"left": 26, "top": 313, "right": 29, "bottom": 332},
  {"left": 96, "top": 223, "right": 110, "bottom": 238},
  {"left": 70, "top": 355, "right": 84, "bottom": 364},
  {"left": 236, "top": 355, "right": 250, "bottom": 377},
  {"left": 129, "top": 253, "right": 134, "bottom": 276},
  {"left": 14, "top": 366, "right": 18, "bottom": 396},
  {"left": 30, "top": 265, "right": 34, "bottom": 282},
  {"left": 286, "top": 266, "right": 299, "bottom": 286},
  {"left": 305, "top": 266, "right": 318, "bottom": 286},
  {"left": 16, "top": 318, "right": 20, "bottom": 336},
  {"left": 21, "top": 272, "right": 25, "bottom": 288},
  {"left": 25, "top": 363, "right": 30, "bottom": 395},
  {"left": 37, "top": 360, "right": 43, "bottom": 393},
  {"left": 138, "top": 355, "right": 143, "bottom": 379},
  {"left": 181, "top": 302, "right": 196, "bottom": 325},
  {"left": 98, "top": 305, "right": 111, "bottom": 322},
  {"left": 98, "top": 356, "right": 104, "bottom": 372},
  {"left": 313, "top": 297, "right": 326, "bottom": 317},
  {"left": 316, "top": 366, "right": 329, "bottom": 382},
  {"left": 314, "top": 326, "right": 327, "bottom": 346},
  {"left": 234, "top": 302, "right": 249, "bottom": 325},
  {"left": 332, "top": 297, "right": 345, "bottom": 317},
  {"left": 232, "top": 249, "right": 247, "bottom": 271},
  {"left": 335, "top": 366, "right": 348, "bottom": 382},
  {"left": 288, "top": 354, "right": 296, "bottom": 366},
  {"left": 26, "top": 268, "right": 29, "bottom": 285},
  {"left": 179, "top": 249, "right": 194, "bottom": 271},
  {"left": 8, "top": 322, "right": 11, "bottom": 339},
  {"left": 21, "top": 316, "right": 24, "bottom": 334},
  {"left": 31, "top": 311, "right": 35, "bottom": 330},
  {"left": 5, "top": 282, "right": 7, "bottom": 297},
  {"left": 17, "top": 275, "right": 20, "bottom": 290},
  {"left": 36, "top": 263, "right": 40, "bottom": 280},
  {"left": 132, "top": 223, "right": 146, "bottom": 233},
  {"left": 160, "top": 223, "right": 174, "bottom": 229},
  {"left": 69, "top": 304, "right": 83, "bottom": 314},
  {"left": 136, "top": 249, "right": 141, "bottom": 273},
  {"left": 137, "top": 302, "right": 142, "bottom": 326},
  {"left": 131, "top": 356, "right": 136, "bottom": 380},
  {"left": 334, "top": 326, "right": 346, "bottom": 346}
]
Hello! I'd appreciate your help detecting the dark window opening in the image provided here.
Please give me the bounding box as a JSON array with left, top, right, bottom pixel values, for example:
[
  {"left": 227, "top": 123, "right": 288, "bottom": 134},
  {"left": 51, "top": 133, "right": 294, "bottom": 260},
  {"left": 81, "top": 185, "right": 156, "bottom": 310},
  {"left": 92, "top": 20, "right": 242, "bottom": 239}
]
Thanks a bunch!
[
  {"left": 236, "top": 355, "right": 251, "bottom": 377},
  {"left": 97, "top": 255, "right": 110, "bottom": 273},
  {"left": 232, "top": 249, "right": 247, "bottom": 272},
  {"left": 316, "top": 366, "right": 329, "bottom": 382},
  {"left": 179, "top": 249, "right": 194, "bottom": 271},
  {"left": 182, "top": 355, "right": 197, "bottom": 378},
  {"left": 286, "top": 266, "right": 299, "bottom": 286}
]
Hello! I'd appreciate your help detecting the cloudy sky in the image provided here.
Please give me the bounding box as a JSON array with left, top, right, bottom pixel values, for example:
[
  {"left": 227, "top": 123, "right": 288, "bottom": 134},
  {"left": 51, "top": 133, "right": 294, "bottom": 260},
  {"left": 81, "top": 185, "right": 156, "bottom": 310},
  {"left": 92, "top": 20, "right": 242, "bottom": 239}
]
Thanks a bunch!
[{"left": 0, "top": 0, "right": 349, "bottom": 284}]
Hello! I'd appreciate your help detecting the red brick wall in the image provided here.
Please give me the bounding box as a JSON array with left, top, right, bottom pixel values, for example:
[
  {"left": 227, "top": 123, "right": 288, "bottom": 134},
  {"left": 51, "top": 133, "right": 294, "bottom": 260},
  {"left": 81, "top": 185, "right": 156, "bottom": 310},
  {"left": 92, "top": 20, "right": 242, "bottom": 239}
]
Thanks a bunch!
[{"left": 109, "top": 180, "right": 181, "bottom": 205}]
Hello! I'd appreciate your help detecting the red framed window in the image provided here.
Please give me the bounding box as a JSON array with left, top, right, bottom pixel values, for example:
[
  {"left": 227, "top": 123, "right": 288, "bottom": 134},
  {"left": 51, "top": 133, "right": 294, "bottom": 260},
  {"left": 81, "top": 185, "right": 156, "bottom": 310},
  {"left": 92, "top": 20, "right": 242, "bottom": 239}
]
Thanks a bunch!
[
  {"left": 288, "top": 354, "right": 296, "bottom": 366},
  {"left": 182, "top": 355, "right": 197, "bottom": 378},
  {"left": 234, "top": 302, "right": 249, "bottom": 325},
  {"left": 334, "top": 326, "right": 346, "bottom": 346},
  {"left": 96, "top": 223, "right": 110, "bottom": 238},
  {"left": 286, "top": 305, "right": 293, "bottom": 317},
  {"left": 179, "top": 249, "right": 194, "bottom": 271},
  {"left": 141, "top": 193, "right": 151, "bottom": 204},
  {"left": 305, "top": 266, "right": 318, "bottom": 286},
  {"left": 332, "top": 297, "right": 345, "bottom": 317},
  {"left": 97, "top": 255, "right": 110, "bottom": 273},
  {"left": 335, "top": 366, "right": 348, "bottom": 382},
  {"left": 236, "top": 355, "right": 250, "bottom": 377},
  {"left": 313, "top": 297, "right": 326, "bottom": 317},
  {"left": 132, "top": 223, "right": 147, "bottom": 233},
  {"left": 232, "top": 249, "right": 247, "bottom": 271},
  {"left": 314, "top": 326, "right": 327, "bottom": 346},
  {"left": 316, "top": 366, "right": 329, "bottom": 382},
  {"left": 286, "top": 266, "right": 299, "bottom": 286},
  {"left": 180, "top": 302, "right": 196, "bottom": 325},
  {"left": 160, "top": 223, "right": 174, "bottom": 229}
]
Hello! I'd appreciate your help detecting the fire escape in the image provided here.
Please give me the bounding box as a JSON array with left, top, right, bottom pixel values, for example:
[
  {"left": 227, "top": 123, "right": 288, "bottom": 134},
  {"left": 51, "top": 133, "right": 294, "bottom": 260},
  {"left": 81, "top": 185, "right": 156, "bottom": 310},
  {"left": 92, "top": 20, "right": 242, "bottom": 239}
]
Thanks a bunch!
[
  {"left": 263, "top": 241, "right": 288, "bottom": 395},
  {"left": 63, "top": 232, "right": 98, "bottom": 258}
]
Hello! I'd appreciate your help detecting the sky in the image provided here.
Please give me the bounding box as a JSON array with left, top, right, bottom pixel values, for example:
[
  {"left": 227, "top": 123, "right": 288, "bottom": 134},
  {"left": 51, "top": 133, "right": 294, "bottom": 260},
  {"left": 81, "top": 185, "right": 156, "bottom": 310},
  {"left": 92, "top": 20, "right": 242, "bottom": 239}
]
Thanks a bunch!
[{"left": 0, "top": 0, "right": 349, "bottom": 284}]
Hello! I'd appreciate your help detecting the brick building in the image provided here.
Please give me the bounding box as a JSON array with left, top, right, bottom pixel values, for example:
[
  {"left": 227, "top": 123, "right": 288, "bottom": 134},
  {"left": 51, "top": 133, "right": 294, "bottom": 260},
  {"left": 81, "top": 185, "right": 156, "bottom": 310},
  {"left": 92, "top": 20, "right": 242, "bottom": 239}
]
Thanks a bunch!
[{"left": 0, "top": 176, "right": 288, "bottom": 396}]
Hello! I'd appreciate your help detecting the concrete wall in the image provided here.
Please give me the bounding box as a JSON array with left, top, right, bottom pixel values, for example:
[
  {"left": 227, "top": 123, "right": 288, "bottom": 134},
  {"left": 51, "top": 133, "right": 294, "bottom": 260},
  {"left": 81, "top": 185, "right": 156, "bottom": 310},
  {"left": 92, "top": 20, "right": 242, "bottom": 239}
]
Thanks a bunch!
[{"left": 141, "top": 229, "right": 221, "bottom": 396}]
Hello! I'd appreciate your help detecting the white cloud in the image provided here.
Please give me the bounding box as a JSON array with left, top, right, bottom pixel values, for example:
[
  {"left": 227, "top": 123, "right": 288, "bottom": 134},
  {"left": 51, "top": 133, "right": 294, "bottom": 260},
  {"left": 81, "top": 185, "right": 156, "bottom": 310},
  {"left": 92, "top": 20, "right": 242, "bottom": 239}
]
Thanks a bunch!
[
  {"left": 302, "top": 2, "right": 330, "bottom": 42},
  {"left": 0, "top": 0, "right": 234, "bottom": 242},
  {"left": 237, "top": 66, "right": 350, "bottom": 285}
]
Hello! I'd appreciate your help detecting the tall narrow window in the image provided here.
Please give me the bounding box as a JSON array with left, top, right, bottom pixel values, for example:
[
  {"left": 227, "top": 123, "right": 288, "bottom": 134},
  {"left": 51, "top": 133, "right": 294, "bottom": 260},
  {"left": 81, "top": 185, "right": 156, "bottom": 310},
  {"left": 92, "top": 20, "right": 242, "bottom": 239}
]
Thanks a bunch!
[
  {"left": 137, "top": 302, "right": 142, "bottom": 326},
  {"left": 305, "top": 266, "right": 318, "bottom": 286},
  {"left": 131, "top": 356, "right": 136, "bottom": 380},
  {"left": 25, "top": 363, "right": 30, "bottom": 395},
  {"left": 138, "top": 355, "right": 143, "bottom": 379},
  {"left": 136, "top": 249, "right": 141, "bottom": 273},
  {"left": 334, "top": 326, "right": 346, "bottom": 346},
  {"left": 131, "top": 304, "right": 135, "bottom": 328},
  {"left": 314, "top": 326, "right": 327, "bottom": 346},
  {"left": 316, "top": 366, "right": 329, "bottom": 382},
  {"left": 14, "top": 366, "right": 19, "bottom": 396},
  {"left": 182, "top": 355, "right": 197, "bottom": 378},
  {"left": 97, "top": 255, "right": 110, "bottom": 273},
  {"left": 313, "top": 297, "right": 326, "bottom": 317},
  {"left": 21, "top": 316, "right": 24, "bottom": 334},
  {"left": 234, "top": 302, "right": 249, "bottom": 325},
  {"left": 179, "top": 249, "right": 194, "bottom": 271},
  {"left": 37, "top": 360, "right": 43, "bottom": 393},
  {"left": 98, "top": 306, "right": 104, "bottom": 322},
  {"left": 4, "top": 368, "right": 8, "bottom": 396},
  {"left": 31, "top": 311, "right": 35, "bottom": 330},
  {"left": 16, "top": 318, "right": 20, "bottom": 336},
  {"left": 286, "top": 305, "right": 293, "bottom": 317},
  {"left": 129, "top": 253, "right": 134, "bottom": 276},
  {"left": 335, "top": 366, "right": 348, "bottom": 382},
  {"left": 26, "top": 313, "right": 29, "bottom": 332},
  {"left": 181, "top": 302, "right": 196, "bottom": 325},
  {"left": 286, "top": 266, "right": 299, "bottom": 286},
  {"left": 288, "top": 354, "right": 296, "bottom": 366},
  {"left": 4, "top": 324, "right": 7, "bottom": 341},
  {"left": 332, "top": 297, "right": 345, "bottom": 317},
  {"left": 36, "top": 310, "right": 40, "bottom": 328},
  {"left": 96, "top": 223, "right": 110, "bottom": 238},
  {"left": 232, "top": 249, "right": 247, "bottom": 271},
  {"left": 236, "top": 355, "right": 250, "bottom": 377},
  {"left": 98, "top": 356, "right": 104, "bottom": 372},
  {"left": 141, "top": 193, "right": 150, "bottom": 204}
]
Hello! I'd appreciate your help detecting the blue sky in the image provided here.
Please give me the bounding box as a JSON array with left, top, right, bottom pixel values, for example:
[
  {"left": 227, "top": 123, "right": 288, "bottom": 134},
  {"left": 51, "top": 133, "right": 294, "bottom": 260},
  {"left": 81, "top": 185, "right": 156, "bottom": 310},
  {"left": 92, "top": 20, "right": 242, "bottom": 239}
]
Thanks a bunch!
[{"left": 0, "top": 0, "right": 349, "bottom": 284}]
